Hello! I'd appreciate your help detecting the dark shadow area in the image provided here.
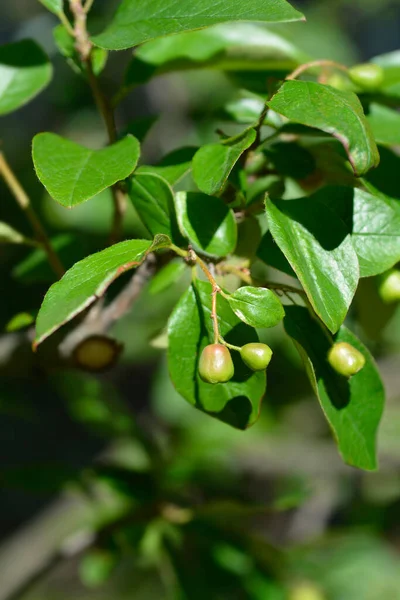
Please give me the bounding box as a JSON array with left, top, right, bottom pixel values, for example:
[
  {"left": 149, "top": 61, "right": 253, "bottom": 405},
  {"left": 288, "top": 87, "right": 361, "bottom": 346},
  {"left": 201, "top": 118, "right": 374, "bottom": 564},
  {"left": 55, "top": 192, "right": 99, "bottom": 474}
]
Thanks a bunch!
[{"left": 186, "top": 193, "right": 231, "bottom": 251}]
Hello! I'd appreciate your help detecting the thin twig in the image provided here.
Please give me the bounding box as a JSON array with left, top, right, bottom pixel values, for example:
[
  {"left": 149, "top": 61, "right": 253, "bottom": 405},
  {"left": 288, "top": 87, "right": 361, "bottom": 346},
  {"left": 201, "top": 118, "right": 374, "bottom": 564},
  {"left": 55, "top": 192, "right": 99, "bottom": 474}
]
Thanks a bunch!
[
  {"left": 286, "top": 60, "right": 349, "bottom": 81},
  {"left": 0, "top": 152, "right": 65, "bottom": 279},
  {"left": 83, "top": 0, "right": 95, "bottom": 12},
  {"left": 59, "top": 255, "right": 157, "bottom": 358},
  {"left": 69, "top": 0, "right": 126, "bottom": 244},
  {"left": 58, "top": 11, "right": 75, "bottom": 36}
]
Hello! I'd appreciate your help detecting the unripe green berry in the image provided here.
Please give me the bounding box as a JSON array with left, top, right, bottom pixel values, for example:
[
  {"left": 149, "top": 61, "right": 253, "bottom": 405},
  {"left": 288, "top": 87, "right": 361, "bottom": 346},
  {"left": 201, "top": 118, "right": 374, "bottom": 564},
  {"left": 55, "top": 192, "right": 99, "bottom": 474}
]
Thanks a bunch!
[
  {"left": 327, "top": 342, "right": 365, "bottom": 378},
  {"left": 348, "top": 63, "right": 385, "bottom": 91},
  {"left": 240, "top": 343, "right": 272, "bottom": 371},
  {"left": 326, "top": 72, "right": 353, "bottom": 92},
  {"left": 378, "top": 269, "right": 400, "bottom": 304},
  {"left": 199, "top": 344, "right": 234, "bottom": 384}
]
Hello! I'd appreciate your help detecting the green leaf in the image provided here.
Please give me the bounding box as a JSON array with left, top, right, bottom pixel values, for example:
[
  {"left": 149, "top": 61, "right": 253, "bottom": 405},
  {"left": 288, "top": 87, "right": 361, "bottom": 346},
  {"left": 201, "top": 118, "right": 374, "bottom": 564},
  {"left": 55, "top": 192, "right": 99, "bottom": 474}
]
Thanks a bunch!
[
  {"left": 0, "top": 222, "right": 35, "bottom": 246},
  {"left": 168, "top": 280, "right": 266, "bottom": 429},
  {"left": 227, "top": 286, "right": 285, "bottom": 328},
  {"left": 267, "top": 81, "right": 380, "bottom": 177},
  {"left": 92, "top": 0, "right": 304, "bottom": 51},
  {"left": 264, "top": 142, "right": 316, "bottom": 180},
  {"left": 317, "top": 185, "right": 400, "bottom": 278},
  {"left": 128, "top": 172, "right": 182, "bottom": 241},
  {"left": 193, "top": 128, "right": 256, "bottom": 195},
  {"left": 123, "top": 23, "right": 309, "bottom": 87},
  {"left": 13, "top": 234, "right": 86, "bottom": 284},
  {"left": 137, "top": 147, "right": 197, "bottom": 187},
  {"left": 32, "top": 134, "right": 140, "bottom": 207},
  {"left": 265, "top": 197, "right": 359, "bottom": 333},
  {"left": 149, "top": 259, "right": 187, "bottom": 295},
  {"left": 257, "top": 231, "right": 297, "bottom": 278},
  {"left": 38, "top": 0, "right": 63, "bottom": 14},
  {"left": 53, "top": 25, "right": 108, "bottom": 76},
  {"left": 175, "top": 192, "right": 237, "bottom": 258},
  {"left": 79, "top": 550, "right": 117, "bottom": 588},
  {"left": 367, "top": 103, "right": 400, "bottom": 147},
  {"left": 0, "top": 40, "right": 52, "bottom": 115},
  {"left": 35, "top": 236, "right": 170, "bottom": 347},
  {"left": 136, "top": 23, "right": 308, "bottom": 69},
  {"left": 6, "top": 312, "right": 35, "bottom": 333},
  {"left": 284, "top": 305, "right": 384, "bottom": 471}
]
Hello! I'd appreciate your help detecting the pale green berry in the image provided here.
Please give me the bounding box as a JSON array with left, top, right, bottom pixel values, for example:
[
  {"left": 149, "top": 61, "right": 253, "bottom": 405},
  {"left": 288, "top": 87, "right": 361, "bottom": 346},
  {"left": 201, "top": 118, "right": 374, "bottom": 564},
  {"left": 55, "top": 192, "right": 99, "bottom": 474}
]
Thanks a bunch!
[
  {"left": 328, "top": 342, "right": 365, "bottom": 378},
  {"left": 240, "top": 343, "right": 272, "bottom": 371},
  {"left": 348, "top": 63, "right": 385, "bottom": 91},
  {"left": 378, "top": 269, "right": 400, "bottom": 304}
]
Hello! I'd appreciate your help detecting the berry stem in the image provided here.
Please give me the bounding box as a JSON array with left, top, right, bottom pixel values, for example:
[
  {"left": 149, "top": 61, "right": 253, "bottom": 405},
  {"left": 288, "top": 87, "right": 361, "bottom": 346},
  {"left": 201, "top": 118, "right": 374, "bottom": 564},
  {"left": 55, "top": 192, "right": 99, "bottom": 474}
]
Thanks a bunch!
[
  {"left": 211, "top": 288, "right": 219, "bottom": 344},
  {"left": 286, "top": 60, "right": 349, "bottom": 81},
  {"left": 218, "top": 336, "right": 242, "bottom": 352}
]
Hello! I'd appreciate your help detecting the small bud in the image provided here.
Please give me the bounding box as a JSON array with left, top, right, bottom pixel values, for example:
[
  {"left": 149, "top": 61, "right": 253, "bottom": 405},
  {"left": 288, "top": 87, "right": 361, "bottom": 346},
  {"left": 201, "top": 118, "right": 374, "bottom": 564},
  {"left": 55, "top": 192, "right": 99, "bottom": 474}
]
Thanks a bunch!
[
  {"left": 327, "top": 342, "right": 365, "bottom": 378},
  {"left": 73, "top": 335, "right": 122, "bottom": 372},
  {"left": 378, "top": 269, "right": 400, "bottom": 304},
  {"left": 198, "top": 344, "right": 234, "bottom": 384},
  {"left": 240, "top": 343, "right": 272, "bottom": 371},
  {"left": 348, "top": 63, "right": 385, "bottom": 91}
]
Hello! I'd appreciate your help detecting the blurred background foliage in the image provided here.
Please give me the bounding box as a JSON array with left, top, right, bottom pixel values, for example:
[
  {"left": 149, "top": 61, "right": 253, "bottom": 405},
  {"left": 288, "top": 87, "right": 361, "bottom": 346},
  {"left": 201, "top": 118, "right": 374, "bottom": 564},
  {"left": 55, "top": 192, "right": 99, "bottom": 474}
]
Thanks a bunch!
[{"left": 1, "top": 0, "right": 400, "bottom": 599}]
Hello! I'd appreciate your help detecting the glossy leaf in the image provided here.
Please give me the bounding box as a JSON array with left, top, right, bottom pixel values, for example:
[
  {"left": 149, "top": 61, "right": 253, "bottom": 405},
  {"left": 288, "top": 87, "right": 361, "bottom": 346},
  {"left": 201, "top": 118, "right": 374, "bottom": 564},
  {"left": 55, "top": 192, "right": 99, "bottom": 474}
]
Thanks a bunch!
[
  {"left": 267, "top": 81, "right": 379, "bottom": 176},
  {"left": 257, "top": 231, "right": 297, "bottom": 278},
  {"left": 265, "top": 197, "right": 359, "bottom": 333},
  {"left": 35, "top": 236, "right": 170, "bottom": 347},
  {"left": 168, "top": 280, "right": 266, "bottom": 429},
  {"left": 38, "top": 0, "right": 63, "bottom": 14},
  {"left": 175, "top": 192, "right": 237, "bottom": 258},
  {"left": 137, "top": 147, "right": 197, "bottom": 187},
  {"left": 227, "top": 286, "right": 285, "bottom": 328},
  {"left": 317, "top": 185, "right": 400, "bottom": 278},
  {"left": 92, "top": 0, "right": 304, "bottom": 50},
  {"left": 32, "top": 134, "right": 140, "bottom": 207},
  {"left": 284, "top": 305, "right": 384, "bottom": 471},
  {"left": 367, "top": 103, "right": 400, "bottom": 147},
  {"left": 128, "top": 172, "right": 182, "bottom": 241},
  {"left": 193, "top": 128, "right": 256, "bottom": 195},
  {"left": 124, "top": 23, "right": 309, "bottom": 87},
  {"left": 0, "top": 40, "right": 52, "bottom": 115}
]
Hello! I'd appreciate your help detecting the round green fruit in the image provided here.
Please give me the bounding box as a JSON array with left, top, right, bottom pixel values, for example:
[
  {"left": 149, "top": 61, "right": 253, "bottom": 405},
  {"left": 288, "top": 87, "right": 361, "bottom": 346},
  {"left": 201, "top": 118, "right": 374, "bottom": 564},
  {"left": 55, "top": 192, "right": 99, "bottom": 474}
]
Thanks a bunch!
[
  {"left": 378, "top": 269, "right": 400, "bottom": 304},
  {"left": 240, "top": 343, "right": 272, "bottom": 371},
  {"left": 348, "top": 63, "right": 384, "bottom": 91},
  {"left": 326, "top": 72, "right": 353, "bottom": 92},
  {"left": 198, "top": 344, "right": 234, "bottom": 384},
  {"left": 327, "top": 342, "right": 365, "bottom": 378}
]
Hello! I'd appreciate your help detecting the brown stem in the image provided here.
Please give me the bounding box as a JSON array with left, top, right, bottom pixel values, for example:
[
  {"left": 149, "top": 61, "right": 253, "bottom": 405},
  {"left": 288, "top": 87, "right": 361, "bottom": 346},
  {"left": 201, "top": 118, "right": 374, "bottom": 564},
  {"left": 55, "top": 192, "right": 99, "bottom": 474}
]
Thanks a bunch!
[
  {"left": 69, "top": 0, "right": 125, "bottom": 244},
  {"left": 286, "top": 60, "right": 349, "bottom": 81},
  {"left": 0, "top": 152, "right": 65, "bottom": 279}
]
